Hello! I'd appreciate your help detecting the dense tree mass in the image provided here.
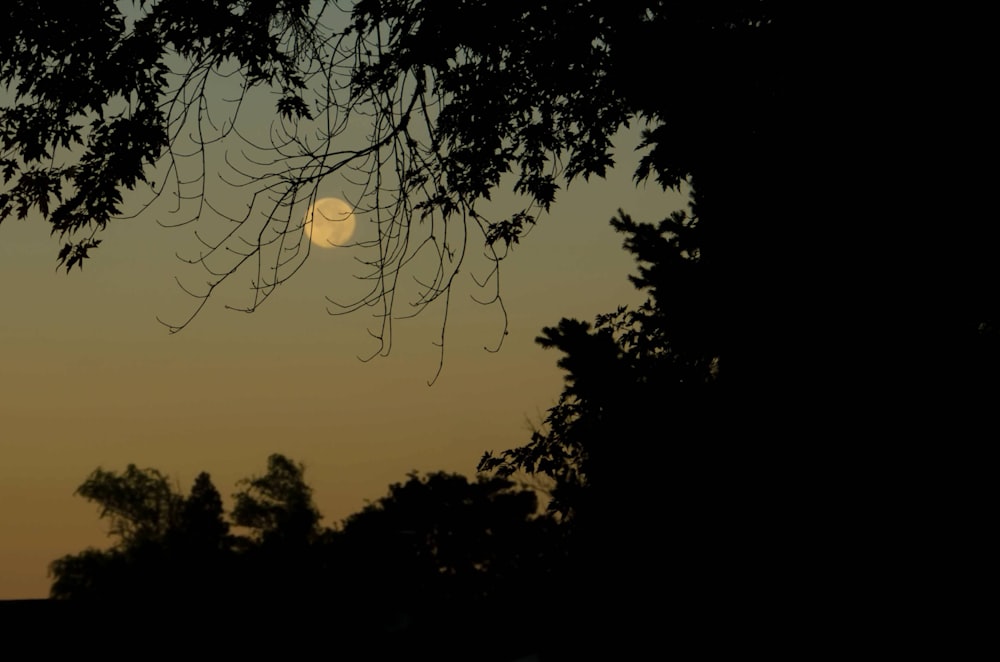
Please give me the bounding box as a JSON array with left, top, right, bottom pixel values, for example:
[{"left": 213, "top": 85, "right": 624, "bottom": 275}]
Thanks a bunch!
[
  {"left": 481, "top": 209, "right": 716, "bottom": 521},
  {"left": 476, "top": 210, "right": 730, "bottom": 654},
  {"left": 49, "top": 455, "right": 557, "bottom": 657}
]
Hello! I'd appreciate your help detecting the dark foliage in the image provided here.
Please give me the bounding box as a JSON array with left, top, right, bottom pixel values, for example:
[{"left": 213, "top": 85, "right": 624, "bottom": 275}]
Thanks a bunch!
[
  {"left": 479, "top": 209, "right": 717, "bottom": 519},
  {"left": 49, "top": 465, "right": 230, "bottom": 602},
  {"left": 49, "top": 456, "right": 555, "bottom": 658},
  {"left": 1, "top": 0, "right": 314, "bottom": 268},
  {"left": 1, "top": 1, "right": 788, "bottom": 373}
]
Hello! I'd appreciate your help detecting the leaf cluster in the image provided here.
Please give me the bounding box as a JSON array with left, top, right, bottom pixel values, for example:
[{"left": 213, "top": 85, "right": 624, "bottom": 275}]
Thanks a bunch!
[
  {"left": 349, "top": 2, "right": 644, "bottom": 238},
  {"left": 1, "top": 0, "right": 315, "bottom": 270}
]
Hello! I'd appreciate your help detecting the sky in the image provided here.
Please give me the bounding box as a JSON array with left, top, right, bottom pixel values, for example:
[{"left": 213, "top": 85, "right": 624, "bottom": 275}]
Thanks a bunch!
[
  {"left": 0, "top": 125, "right": 685, "bottom": 600},
  {"left": 0, "top": 6, "right": 688, "bottom": 600}
]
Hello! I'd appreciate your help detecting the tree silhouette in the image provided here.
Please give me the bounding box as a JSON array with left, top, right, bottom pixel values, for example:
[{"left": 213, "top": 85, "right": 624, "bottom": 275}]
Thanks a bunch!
[
  {"left": 333, "top": 472, "right": 553, "bottom": 621},
  {"left": 480, "top": 208, "right": 715, "bottom": 520},
  {"left": 231, "top": 453, "right": 322, "bottom": 548},
  {"left": 49, "top": 465, "right": 233, "bottom": 602},
  {"left": 176, "top": 471, "right": 231, "bottom": 553},
  {"left": 47, "top": 456, "right": 555, "bottom": 658},
  {"left": 226, "top": 453, "right": 328, "bottom": 610},
  {"left": 1, "top": 1, "right": 786, "bottom": 375},
  {"left": 71, "top": 464, "right": 183, "bottom": 547},
  {"left": 475, "top": 204, "right": 794, "bottom": 654}
]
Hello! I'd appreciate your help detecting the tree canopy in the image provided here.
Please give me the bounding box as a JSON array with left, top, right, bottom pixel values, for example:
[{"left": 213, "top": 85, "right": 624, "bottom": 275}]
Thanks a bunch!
[
  {"left": 1, "top": 1, "right": 786, "bottom": 373},
  {"left": 48, "top": 455, "right": 556, "bottom": 658},
  {"left": 49, "top": 465, "right": 230, "bottom": 601}
]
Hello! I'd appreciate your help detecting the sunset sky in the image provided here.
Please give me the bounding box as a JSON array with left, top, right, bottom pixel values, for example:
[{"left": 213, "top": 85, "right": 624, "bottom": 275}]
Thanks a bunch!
[{"left": 0, "top": 109, "right": 687, "bottom": 597}]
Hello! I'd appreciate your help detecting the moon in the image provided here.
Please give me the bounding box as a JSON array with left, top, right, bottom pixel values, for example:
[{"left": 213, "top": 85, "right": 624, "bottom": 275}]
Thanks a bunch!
[{"left": 304, "top": 197, "right": 357, "bottom": 248}]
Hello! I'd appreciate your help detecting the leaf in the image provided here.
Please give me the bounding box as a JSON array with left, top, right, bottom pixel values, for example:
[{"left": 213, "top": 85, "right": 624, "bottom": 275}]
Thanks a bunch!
[
  {"left": 276, "top": 94, "right": 312, "bottom": 121},
  {"left": 57, "top": 238, "right": 102, "bottom": 272}
]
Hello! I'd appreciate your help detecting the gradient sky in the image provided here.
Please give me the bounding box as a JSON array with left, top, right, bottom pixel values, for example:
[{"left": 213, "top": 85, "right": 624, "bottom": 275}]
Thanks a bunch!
[{"left": 0, "top": 7, "right": 688, "bottom": 598}]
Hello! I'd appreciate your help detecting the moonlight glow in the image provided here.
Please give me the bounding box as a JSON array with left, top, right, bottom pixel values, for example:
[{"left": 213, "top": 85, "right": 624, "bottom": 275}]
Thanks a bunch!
[{"left": 304, "top": 197, "right": 357, "bottom": 248}]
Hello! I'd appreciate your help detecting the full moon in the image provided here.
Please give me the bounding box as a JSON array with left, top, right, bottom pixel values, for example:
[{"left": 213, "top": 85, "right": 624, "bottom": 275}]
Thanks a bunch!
[{"left": 304, "top": 197, "right": 357, "bottom": 248}]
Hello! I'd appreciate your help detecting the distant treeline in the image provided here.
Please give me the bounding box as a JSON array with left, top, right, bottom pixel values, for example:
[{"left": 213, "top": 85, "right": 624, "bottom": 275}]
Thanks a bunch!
[{"left": 44, "top": 456, "right": 563, "bottom": 659}]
